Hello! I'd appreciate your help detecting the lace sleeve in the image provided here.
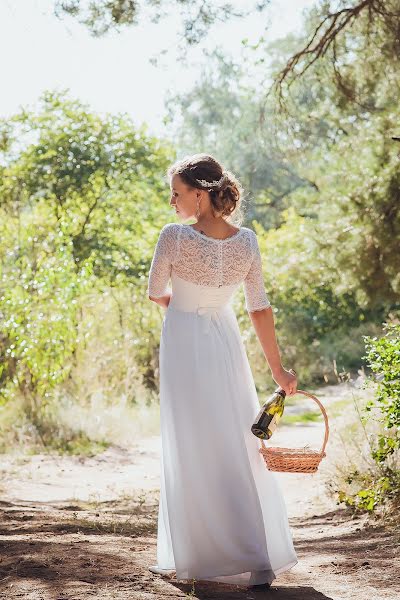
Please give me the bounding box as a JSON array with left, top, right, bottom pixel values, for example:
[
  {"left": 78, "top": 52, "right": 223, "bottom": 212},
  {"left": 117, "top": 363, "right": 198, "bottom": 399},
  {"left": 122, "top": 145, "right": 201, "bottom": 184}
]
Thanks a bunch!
[
  {"left": 147, "top": 224, "right": 179, "bottom": 298},
  {"left": 243, "top": 231, "right": 271, "bottom": 312}
]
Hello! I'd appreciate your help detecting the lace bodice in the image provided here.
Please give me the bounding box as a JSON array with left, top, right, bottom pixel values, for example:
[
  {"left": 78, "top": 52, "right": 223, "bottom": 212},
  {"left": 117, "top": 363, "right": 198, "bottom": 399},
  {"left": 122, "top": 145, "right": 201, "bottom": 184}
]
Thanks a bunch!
[{"left": 147, "top": 223, "right": 271, "bottom": 312}]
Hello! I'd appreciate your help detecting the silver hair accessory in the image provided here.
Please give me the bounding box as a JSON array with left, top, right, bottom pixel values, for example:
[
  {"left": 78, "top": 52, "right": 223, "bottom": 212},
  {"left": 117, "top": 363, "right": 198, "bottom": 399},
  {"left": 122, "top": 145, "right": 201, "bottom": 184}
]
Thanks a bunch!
[{"left": 195, "top": 172, "right": 228, "bottom": 190}]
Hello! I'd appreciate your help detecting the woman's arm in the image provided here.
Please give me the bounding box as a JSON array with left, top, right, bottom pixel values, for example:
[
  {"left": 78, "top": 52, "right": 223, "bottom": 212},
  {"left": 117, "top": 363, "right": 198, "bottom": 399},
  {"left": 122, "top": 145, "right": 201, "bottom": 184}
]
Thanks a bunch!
[
  {"left": 248, "top": 306, "right": 297, "bottom": 395},
  {"left": 249, "top": 306, "right": 282, "bottom": 373},
  {"left": 244, "top": 231, "right": 297, "bottom": 395},
  {"left": 147, "top": 224, "right": 177, "bottom": 306}
]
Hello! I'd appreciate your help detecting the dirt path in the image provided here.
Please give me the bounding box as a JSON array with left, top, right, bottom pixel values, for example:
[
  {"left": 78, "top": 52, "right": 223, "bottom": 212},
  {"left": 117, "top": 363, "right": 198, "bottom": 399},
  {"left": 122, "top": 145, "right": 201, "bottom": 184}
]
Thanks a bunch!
[{"left": 0, "top": 383, "right": 399, "bottom": 599}]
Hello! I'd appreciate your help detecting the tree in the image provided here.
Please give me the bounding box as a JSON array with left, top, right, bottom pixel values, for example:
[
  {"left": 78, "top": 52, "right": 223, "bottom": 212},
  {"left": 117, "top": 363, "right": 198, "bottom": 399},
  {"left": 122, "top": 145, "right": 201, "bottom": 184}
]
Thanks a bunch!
[
  {"left": 0, "top": 90, "right": 172, "bottom": 281},
  {"left": 0, "top": 91, "right": 174, "bottom": 430},
  {"left": 272, "top": 0, "right": 400, "bottom": 107},
  {"left": 164, "top": 48, "right": 305, "bottom": 229},
  {"left": 54, "top": 0, "right": 270, "bottom": 49}
]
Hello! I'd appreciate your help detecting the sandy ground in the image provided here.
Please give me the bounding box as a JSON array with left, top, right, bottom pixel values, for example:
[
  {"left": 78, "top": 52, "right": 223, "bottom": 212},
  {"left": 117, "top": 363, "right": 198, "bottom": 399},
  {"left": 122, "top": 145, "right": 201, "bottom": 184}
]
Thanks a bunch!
[{"left": 0, "top": 383, "right": 399, "bottom": 599}]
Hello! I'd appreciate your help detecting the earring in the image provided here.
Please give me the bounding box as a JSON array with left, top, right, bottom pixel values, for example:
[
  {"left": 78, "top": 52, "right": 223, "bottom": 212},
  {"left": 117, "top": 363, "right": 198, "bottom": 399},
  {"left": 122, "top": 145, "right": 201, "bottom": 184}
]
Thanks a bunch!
[{"left": 195, "top": 199, "right": 201, "bottom": 220}]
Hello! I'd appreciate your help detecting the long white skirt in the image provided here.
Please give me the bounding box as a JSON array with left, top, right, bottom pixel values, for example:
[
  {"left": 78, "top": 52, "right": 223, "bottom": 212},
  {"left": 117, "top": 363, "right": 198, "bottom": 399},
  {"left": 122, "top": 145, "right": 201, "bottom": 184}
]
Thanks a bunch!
[{"left": 155, "top": 297, "right": 298, "bottom": 587}]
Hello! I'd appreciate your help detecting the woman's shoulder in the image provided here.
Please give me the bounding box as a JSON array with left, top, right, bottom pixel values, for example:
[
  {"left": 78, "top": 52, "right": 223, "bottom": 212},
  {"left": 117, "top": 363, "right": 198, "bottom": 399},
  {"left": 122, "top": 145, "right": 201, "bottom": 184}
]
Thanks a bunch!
[
  {"left": 159, "top": 222, "right": 182, "bottom": 237},
  {"left": 239, "top": 226, "right": 255, "bottom": 235},
  {"left": 237, "top": 226, "right": 257, "bottom": 243},
  {"left": 240, "top": 226, "right": 258, "bottom": 239}
]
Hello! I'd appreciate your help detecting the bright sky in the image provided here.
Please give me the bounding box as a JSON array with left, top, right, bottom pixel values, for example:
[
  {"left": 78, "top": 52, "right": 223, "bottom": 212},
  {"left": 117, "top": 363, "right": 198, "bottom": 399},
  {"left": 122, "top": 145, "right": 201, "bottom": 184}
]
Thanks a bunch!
[{"left": 0, "top": 0, "right": 315, "bottom": 137}]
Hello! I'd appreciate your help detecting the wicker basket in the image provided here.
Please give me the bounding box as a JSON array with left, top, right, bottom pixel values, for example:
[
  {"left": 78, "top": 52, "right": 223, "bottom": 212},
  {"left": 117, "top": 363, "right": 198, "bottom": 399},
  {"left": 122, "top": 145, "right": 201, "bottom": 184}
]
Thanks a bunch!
[{"left": 258, "top": 389, "right": 329, "bottom": 473}]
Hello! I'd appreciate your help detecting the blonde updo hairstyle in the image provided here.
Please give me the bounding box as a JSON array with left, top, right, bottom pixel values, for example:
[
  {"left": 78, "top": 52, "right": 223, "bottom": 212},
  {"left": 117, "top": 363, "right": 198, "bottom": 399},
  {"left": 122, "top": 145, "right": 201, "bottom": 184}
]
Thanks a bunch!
[{"left": 167, "top": 153, "right": 245, "bottom": 226}]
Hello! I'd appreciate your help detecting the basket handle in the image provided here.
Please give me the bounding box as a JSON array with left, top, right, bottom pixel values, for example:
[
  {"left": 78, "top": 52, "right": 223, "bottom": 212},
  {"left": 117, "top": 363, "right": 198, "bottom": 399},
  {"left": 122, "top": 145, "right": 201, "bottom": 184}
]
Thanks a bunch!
[{"left": 259, "top": 389, "right": 329, "bottom": 456}]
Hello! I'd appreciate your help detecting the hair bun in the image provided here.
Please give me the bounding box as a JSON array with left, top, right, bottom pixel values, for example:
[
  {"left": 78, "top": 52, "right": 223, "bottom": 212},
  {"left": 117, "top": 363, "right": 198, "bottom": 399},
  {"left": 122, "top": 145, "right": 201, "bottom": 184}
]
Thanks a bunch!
[
  {"left": 219, "top": 171, "right": 230, "bottom": 190},
  {"left": 166, "top": 153, "right": 244, "bottom": 223}
]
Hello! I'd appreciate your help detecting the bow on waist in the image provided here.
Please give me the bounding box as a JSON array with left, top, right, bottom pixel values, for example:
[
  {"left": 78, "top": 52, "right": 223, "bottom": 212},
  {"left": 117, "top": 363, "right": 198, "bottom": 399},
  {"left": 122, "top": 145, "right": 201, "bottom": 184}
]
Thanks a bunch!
[{"left": 197, "top": 306, "right": 221, "bottom": 334}]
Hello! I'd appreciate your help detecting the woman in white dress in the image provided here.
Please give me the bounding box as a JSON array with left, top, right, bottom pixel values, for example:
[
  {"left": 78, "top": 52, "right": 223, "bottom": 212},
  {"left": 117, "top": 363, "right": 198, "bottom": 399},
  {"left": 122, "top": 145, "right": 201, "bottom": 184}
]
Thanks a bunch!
[{"left": 147, "top": 153, "right": 298, "bottom": 590}]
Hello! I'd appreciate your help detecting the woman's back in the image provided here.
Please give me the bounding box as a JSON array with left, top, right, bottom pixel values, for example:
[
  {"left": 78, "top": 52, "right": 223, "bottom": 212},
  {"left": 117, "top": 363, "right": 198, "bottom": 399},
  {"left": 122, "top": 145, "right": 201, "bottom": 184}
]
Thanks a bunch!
[{"left": 147, "top": 223, "right": 271, "bottom": 313}]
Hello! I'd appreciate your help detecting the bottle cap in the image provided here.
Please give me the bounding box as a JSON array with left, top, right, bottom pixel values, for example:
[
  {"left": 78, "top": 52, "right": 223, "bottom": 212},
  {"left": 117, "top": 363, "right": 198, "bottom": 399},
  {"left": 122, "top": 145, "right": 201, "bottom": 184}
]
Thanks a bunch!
[{"left": 274, "top": 386, "right": 286, "bottom": 396}]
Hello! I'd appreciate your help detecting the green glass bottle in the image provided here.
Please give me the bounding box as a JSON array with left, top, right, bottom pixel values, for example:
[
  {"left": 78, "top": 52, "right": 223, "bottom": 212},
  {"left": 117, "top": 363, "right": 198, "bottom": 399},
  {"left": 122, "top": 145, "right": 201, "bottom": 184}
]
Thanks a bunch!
[{"left": 251, "top": 387, "right": 286, "bottom": 440}]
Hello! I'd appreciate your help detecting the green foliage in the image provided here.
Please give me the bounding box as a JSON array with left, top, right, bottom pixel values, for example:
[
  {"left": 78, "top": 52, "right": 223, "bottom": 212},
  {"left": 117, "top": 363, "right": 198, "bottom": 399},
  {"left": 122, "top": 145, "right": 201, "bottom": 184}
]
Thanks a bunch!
[
  {"left": 288, "top": 111, "right": 400, "bottom": 308},
  {"left": 274, "top": 0, "right": 400, "bottom": 114},
  {"left": 164, "top": 49, "right": 305, "bottom": 230},
  {"left": 335, "top": 323, "right": 400, "bottom": 513},
  {"left": 0, "top": 234, "right": 94, "bottom": 405},
  {"left": 262, "top": 1, "right": 400, "bottom": 513},
  {"left": 246, "top": 211, "right": 385, "bottom": 386},
  {"left": 363, "top": 323, "right": 400, "bottom": 461},
  {"left": 337, "top": 468, "right": 400, "bottom": 513},
  {"left": 54, "top": 0, "right": 270, "bottom": 48},
  {"left": 0, "top": 90, "right": 173, "bottom": 284},
  {"left": 0, "top": 91, "right": 174, "bottom": 449},
  {"left": 165, "top": 9, "right": 400, "bottom": 387}
]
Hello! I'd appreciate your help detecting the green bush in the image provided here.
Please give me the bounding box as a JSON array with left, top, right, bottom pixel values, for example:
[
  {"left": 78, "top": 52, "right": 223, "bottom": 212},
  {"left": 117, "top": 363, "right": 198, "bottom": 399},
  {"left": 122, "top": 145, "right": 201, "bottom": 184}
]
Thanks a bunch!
[
  {"left": 363, "top": 322, "right": 400, "bottom": 462},
  {"left": 337, "top": 321, "right": 400, "bottom": 513}
]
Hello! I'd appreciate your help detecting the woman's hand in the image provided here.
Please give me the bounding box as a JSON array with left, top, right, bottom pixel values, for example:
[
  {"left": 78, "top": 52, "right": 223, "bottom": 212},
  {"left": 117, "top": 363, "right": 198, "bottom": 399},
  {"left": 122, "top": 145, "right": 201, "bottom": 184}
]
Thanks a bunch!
[
  {"left": 272, "top": 367, "right": 297, "bottom": 396},
  {"left": 148, "top": 292, "right": 171, "bottom": 309}
]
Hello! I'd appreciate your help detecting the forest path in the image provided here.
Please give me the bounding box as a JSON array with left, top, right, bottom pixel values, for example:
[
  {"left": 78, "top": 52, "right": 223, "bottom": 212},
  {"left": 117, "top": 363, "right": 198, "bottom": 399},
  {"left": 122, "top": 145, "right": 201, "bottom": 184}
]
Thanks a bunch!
[{"left": 0, "top": 383, "right": 399, "bottom": 599}]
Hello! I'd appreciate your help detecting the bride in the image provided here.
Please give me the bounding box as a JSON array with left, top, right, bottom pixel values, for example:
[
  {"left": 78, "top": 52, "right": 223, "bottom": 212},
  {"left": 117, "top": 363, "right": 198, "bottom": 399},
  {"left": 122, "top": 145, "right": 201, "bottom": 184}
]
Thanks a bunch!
[{"left": 147, "top": 153, "right": 298, "bottom": 590}]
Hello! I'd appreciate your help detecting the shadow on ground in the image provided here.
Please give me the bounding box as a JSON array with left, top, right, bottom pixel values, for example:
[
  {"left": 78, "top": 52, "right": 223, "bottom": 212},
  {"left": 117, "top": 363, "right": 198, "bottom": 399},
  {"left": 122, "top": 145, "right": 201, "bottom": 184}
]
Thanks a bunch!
[{"left": 0, "top": 495, "right": 399, "bottom": 599}]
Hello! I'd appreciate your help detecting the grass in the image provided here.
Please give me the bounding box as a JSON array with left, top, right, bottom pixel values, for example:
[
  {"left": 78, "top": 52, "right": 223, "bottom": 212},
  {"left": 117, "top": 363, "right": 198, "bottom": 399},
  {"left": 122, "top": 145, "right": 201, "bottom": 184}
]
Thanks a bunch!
[
  {"left": 0, "top": 386, "right": 160, "bottom": 456},
  {"left": 282, "top": 411, "right": 323, "bottom": 425},
  {"left": 57, "top": 491, "right": 159, "bottom": 537},
  {"left": 68, "top": 513, "right": 157, "bottom": 537}
]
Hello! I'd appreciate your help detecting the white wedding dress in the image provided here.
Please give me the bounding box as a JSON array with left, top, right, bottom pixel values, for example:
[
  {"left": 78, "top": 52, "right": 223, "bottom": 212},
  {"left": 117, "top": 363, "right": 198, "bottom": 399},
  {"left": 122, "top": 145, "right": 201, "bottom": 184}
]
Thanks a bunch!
[{"left": 147, "top": 223, "right": 298, "bottom": 587}]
